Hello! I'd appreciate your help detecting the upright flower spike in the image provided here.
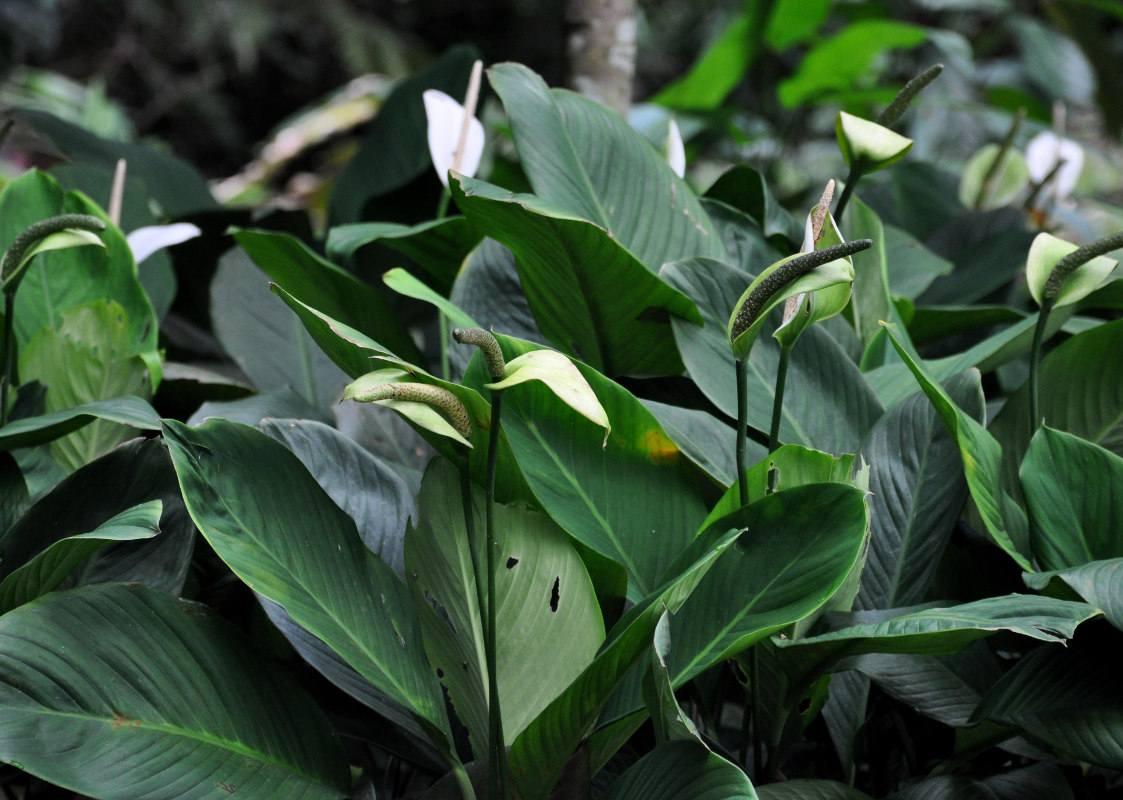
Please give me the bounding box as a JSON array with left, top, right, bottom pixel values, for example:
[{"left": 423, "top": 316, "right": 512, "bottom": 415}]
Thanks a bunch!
[{"left": 423, "top": 60, "right": 485, "bottom": 188}]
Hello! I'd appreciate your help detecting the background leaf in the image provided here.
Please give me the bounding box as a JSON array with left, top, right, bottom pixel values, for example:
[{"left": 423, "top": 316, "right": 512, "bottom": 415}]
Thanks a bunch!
[{"left": 603, "top": 740, "right": 758, "bottom": 800}]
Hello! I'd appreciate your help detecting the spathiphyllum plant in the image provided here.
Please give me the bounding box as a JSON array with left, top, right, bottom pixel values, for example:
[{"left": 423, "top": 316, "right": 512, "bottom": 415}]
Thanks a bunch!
[{"left": 3, "top": 15, "right": 1123, "bottom": 800}]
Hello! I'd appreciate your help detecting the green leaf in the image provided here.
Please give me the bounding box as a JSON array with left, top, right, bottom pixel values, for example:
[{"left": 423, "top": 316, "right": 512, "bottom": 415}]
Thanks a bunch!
[
  {"left": 764, "top": 0, "right": 832, "bottom": 50},
  {"left": 327, "top": 217, "right": 483, "bottom": 293},
  {"left": 405, "top": 460, "right": 603, "bottom": 752},
  {"left": 844, "top": 198, "right": 895, "bottom": 358},
  {"left": 641, "top": 399, "right": 745, "bottom": 488},
  {"left": 653, "top": 9, "right": 760, "bottom": 110},
  {"left": 0, "top": 500, "right": 160, "bottom": 613},
  {"left": 643, "top": 614, "right": 702, "bottom": 745},
  {"left": 665, "top": 257, "right": 882, "bottom": 456},
  {"left": 2, "top": 227, "right": 105, "bottom": 291},
  {"left": 703, "top": 165, "right": 800, "bottom": 247},
  {"left": 1024, "top": 559, "right": 1123, "bottom": 631},
  {"left": 778, "top": 21, "right": 927, "bottom": 107},
  {"left": 451, "top": 174, "right": 700, "bottom": 376},
  {"left": 958, "top": 144, "right": 1030, "bottom": 210},
  {"left": 485, "top": 348, "right": 610, "bottom": 444},
  {"left": 383, "top": 267, "right": 478, "bottom": 330},
  {"left": 509, "top": 523, "right": 744, "bottom": 800},
  {"left": 342, "top": 370, "right": 473, "bottom": 448},
  {"left": 775, "top": 595, "right": 1098, "bottom": 688},
  {"left": 329, "top": 45, "right": 479, "bottom": 224},
  {"left": 0, "top": 170, "right": 158, "bottom": 356},
  {"left": 972, "top": 637, "right": 1122, "bottom": 768},
  {"left": 670, "top": 482, "right": 870, "bottom": 686},
  {"left": 1020, "top": 427, "right": 1123, "bottom": 570},
  {"left": 19, "top": 301, "right": 152, "bottom": 472},
  {"left": 882, "top": 323, "right": 1032, "bottom": 570},
  {"left": 0, "top": 584, "right": 349, "bottom": 799},
  {"left": 857, "top": 371, "right": 983, "bottom": 610},
  {"left": 756, "top": 780, "right": 872, "bottom": 799},
  {"left": 0, "top": 395, "right": 159, "bottom": 451},
  {"left": 603, "top": 740, "right": 757, "bottom": 800},
  {"left": 484, "top": 335, "right": 711, "bottom": 602},
  {"left": 232, "top": 228, "right": 424, "bottom": 366},
  {"left": 883, "top": 224, "right": 954, "bottom": 300},
  {"left": 162, "top": 419, "right": 451, "bottom": 739},
  {"left": 1025, "top": 231, "right": 1117, "bottom": 308},
  {"left": 17, "top": 109, "right": 217, "bottom": 216},
  {"left": 835, "top": 112, "right": 914, "bottom": 173},
  {"left": 488, "top": 62, "right": 724, "bottom": 270}
]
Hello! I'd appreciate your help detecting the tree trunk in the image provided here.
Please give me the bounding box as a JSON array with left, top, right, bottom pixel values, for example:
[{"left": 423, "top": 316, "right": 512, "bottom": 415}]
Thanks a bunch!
[{"left": 565, "top": 0, "right": 637, "bottom": 116}]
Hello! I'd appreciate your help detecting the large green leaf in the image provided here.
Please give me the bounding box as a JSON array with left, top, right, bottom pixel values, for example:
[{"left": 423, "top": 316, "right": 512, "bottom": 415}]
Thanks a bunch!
[
  {"left": 603, "top": 740, "right": 757, "bottom": 800},
  {"left": 20, "top": 301, "right": 151, "bottom": 472},
  {"left": 844, "top": 197, "right": 894, "bottom": 357},
  {"left": 756, "top": 781, "right": 871, "bottom": 799},
  {"left": 641, "top": 398, "right": 745, "bottom": 488},
  {"left": 0, "top": 170, "right": 158, "bottom": 356},
  {"left": 972, "top": 637, "right": 1123, "bottom": 768},
  {"left": 508, "top": 522, "right": 744, "bottom": 800},
  {"left": 17, "top": 110, "right": 217, "bottom": 216},
  {"left": 703, "top": 165, "right": 800, "bottom": 248},
  {"left": 0, "top": 582, "right": 349, "bottom": 799},
  {"left": 480, "top": 335, "right": 712, "bottom": 602},
  {"left": 232, "top": 228, "right": 422, "bottom": 365},
  {"left": 405, "top": 460, "right": 602, "bottom": 752},
  {"left": 162, "top": 419, "right": 451, "bottom": 739},
  {"left": 664, "top": 257, "right": 883, "bottom": 455},
  {"left": 670, "top": 482, "right": 869, "bottom": 685},
  {"left": 0, "top": 500, "right": 160, "bottom": 613},
  {"left": 1020, "top": 427, "right": 1123, "bottom": 570},
  {"left": 488, "top": 62, "right": 724, "bottom": 270},
  {"left": 882, "top": 323, "right": 1032, "bottom": 570},
  {"left": 856, "top": 371, "right": 982, "bottom": 610},
  {"left": 451, "top": 174, "right": 699, "bottom": 376},
  {"left": 0, "top": 395, "right": 158, "bottom": 451},
  {"left": 0, "top": 438, "right": 196, "bottom": 595},
  {"left": 1024, "top": 559, "right": 1123, "bottom": 631},
  {"left": 774, "top": 595, "right": 1098, "bottom": 689}
]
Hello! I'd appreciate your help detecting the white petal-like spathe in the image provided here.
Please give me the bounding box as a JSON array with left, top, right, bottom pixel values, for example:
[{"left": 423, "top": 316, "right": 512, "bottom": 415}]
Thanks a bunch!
[
  {"left": 1025, "top": 131, "right": 1084, "bottom": 201},
  {"left": 666, "top": 118, "right": 686, "bottom": 178},
  {"left": 126, "top": 223, "right": 202, "bottom": 265},
  {"left": 423, "top": 89, "right": 485, "bottom": 188}
]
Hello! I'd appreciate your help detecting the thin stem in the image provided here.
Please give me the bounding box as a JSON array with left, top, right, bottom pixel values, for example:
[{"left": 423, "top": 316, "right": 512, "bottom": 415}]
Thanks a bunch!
[
  {"left": 833, "top": 164, "right": 863, "bottom": 222},
  {"left": 485, "top": 389, "right": 509, "bottom": 800},
  {"left": 1029, "top": 297, "right": 1053, "bottom": 438},
  {"left": 451, "top": 760, "right": 477, "bottom": 800},
  {"left": 974, "top": 108, "right": 1025, "bottom": 210},
  {"left": 768, "top": 345, "right": 791, "bottom": 455},
  {"left": 735, "top": 359, "right": 748, "bottom": 508},
  {"left": 1, "top": 292, "right": 14, "bottom": 427}
]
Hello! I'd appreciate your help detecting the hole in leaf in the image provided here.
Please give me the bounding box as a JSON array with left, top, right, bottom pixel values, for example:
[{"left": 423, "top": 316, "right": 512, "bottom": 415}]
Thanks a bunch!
[
  {"left": 506, "top": 557, "right": 519, "bottom": 569},
  {"left": 436, "top": 668, "right": 445, "bottom": 679},
  {"left": 798, "top": 697, "right": 812, "bottom": 714},
  {"left": 460, "top": 661, "right": 469, "bottom": 671},
  {"left": 550, "top": 576, "right": 560, "bottom": 613}
]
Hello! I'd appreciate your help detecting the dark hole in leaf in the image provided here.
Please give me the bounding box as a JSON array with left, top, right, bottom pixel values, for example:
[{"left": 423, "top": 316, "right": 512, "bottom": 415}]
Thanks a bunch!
[
  {"left": 550, "top": 576, "right": 560, "bottom": 613},
  {"left": 506, "top": 557, "right": 519, "bottom": 569},
  {"left": 461, "top": 660, "right": 469, "bottom": 671},
  {"left": 437, "top": 668, "right": 445, "bottom": 679},
  {"left": 798, "top": 697, "right": 812, "bottom": 714}
]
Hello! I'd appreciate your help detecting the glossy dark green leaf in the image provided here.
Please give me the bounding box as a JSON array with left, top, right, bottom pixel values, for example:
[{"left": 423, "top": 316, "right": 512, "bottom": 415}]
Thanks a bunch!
[
  {"left": 918, "top": 209, "right": 1036, "bottom": 306},
  {"left": 972, "top": 637, "right": 1122, "bottom": 768},
  {"left": 0, "top": 500, "right": 159, "bottom": 613},
  {"left": 664, "top": 256, "right": 882, "bottom": 455},
  {"left": 232, "top": 228, "right": 422, "bottom": 365},
  {"left": 641, "top": 398, "right": 745, "bottom": 488},
  {"left": 1024, "top": 559, "right": 1123, "bottom": 631},
  {"left": 187, "top": 388, "right": 333, "bottom": 428},
  {"left": 703, "top": 165, "right": 800, "bottom": 247},
  {"left": 451, "top": 174, "right": 699, "bottom": 376},
  {"left": 0, "top": 583, "right": 349, "bottom": 799},
  {"left": 0, "top": 395, "right": 158, "bottom": 451},
  {"left": 451, "top": 238, "right": 546, "bottom": 355},
  {"left": 643, "top": 614, "right": 702, "bottom": 745},
  {"left": 484, "top": 335, "right": 711, "bottom": 602},
  {"left": 488, "top": 62, "right": 724, "bottom": 270},
  {"left": 1020, "top": 427, "right": 1123, "bottom": 570},
  {"left": 756, "top": 780, "right": 872, "bottom": 799},
  {"left": 844, "top": 198, "right": 894, "bottom": 358},
  {"left": 856, "top": 371, "right": 983, "bottom": 610},
  {"left": 603, "top": 740, "right": 757, "bottom": 800},
  {"left": 163, "top": 418, "right": 451, "bottom": 740},
  {"left": 883, "top": 223, "right": 954, "bottom": 300}
]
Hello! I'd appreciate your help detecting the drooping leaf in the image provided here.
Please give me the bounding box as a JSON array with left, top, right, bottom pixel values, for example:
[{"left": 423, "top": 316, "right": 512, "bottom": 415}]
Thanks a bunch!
[
  {"left": 0, "top": 500, "right": 160, "bottom": 613},
  {"left": 641, "top": 399, "right": 745, "bottom": 488},
  {"left": 1020, "top": 427, "right": 1123, "bottom": 570},
  {"left": 643, "top": 613, "right": 703, "bottom": 745},
  {"left": 0, "top": 583, "right": 349, "bottom": 799},
  {"left": 0, "top": 395, "right": 159, "bottom": 452},
  {"left": 451, "top": 174, "right": 700, "bottom": 376},
  {"left": 602, "top": 740, "right": 757, "bottom": 800},
  {"left": 703, "top": 164, "right": 800, "bottom": 247},
  {"left": 383, "top": 267, "right": 478, "bottom": 330},
  {"left": 162, "top": 418, "right": 451, "bottom": 739},
  {"left": 1024, "top": 559, "right": 1123, "bottom": 631},
  {"left": 405, "top": 460, "right": 603, "bottom": 752}
]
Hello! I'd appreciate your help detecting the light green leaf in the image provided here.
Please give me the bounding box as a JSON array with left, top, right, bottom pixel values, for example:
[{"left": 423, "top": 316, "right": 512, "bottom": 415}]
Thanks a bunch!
[
  {"left": 0, "top": 583, "right": 349, "bottom": 799},
  {"left": 486, "top": 348, "right": 610, "bottom": 445},
  {"left": 343, "top": 370, "right": 473, "bottom": 448},
  {"left": 0, "top": 500, "right": 160, "bottom": 613},
  {"left": 2, "top": 227, "right": 105, "bottom": 291},
  {"left": 836, "top": 112, "right": 914, "bottom": 173},
  {"left": 1025, "top": 231, "right": 1117, "bottom": 308},
  {"left": 0, "top": 395, "right": 159, "bottom": 451},
  {"left": 382, "top": 267, "right": 478, "bottom": 329},
  {"left": 405, "top": 460, "right": 603, "bottom": 752},
  {"left": 327, "top": 218, "right": 483, "bottom": 292}
]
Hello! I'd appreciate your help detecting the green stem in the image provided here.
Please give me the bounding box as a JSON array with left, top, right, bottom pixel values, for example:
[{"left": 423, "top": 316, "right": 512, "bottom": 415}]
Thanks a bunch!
[
  {"left": 833, "top": 164, "right": 863, "bottom": 221},
  {"left": 451, "top": 760, "right": 477, "bottom": 800},
  {"left": 485, "top": 389, "right": 509, "bottom": 800},
  {"left": 1029, "top": 298, "right": 1053, "bottom": 439},
  {"left": 1, "top": 292, "right": 14, "bottom": 428},
  {"left": 768, "top": 345, "right": 791, "bottom": 455},
  {"left": 974, "top": 108, "right": 1025, "bottom": 210}
]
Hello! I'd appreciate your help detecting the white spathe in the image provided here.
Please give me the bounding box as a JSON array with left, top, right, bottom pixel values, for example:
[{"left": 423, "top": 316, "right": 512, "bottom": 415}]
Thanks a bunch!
[
  {"left": 423, "top": 89, "right": 485, "bottom": 188},
  {"left": 666, "top": 118, "right": 686, "bottom": 178},
  {"left": 1025, "top": 131, "right": 1084, "bottom": 203},
  {"left": 126, "top": 223, "right": 202, "bottom": 265}
]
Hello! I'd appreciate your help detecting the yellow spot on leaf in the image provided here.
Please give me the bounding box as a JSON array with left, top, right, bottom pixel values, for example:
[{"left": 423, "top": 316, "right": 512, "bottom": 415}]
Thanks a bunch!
[{"left": 641, "top": 429, "right": 680, "bottom": 464}]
